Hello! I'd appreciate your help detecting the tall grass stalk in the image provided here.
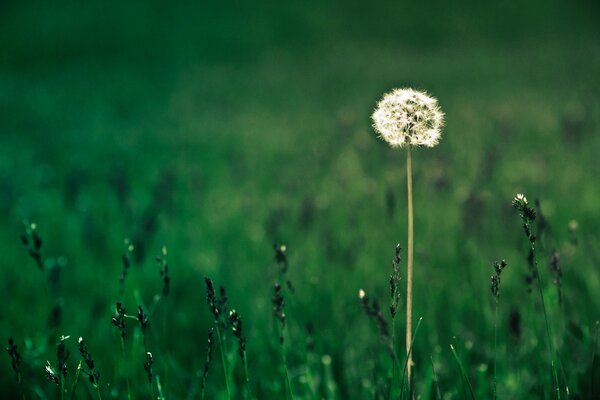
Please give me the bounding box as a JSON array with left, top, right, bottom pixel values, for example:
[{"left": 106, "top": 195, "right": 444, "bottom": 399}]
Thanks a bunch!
[{"left": 449, "top": 344, "right": 476, "bottom": 400}]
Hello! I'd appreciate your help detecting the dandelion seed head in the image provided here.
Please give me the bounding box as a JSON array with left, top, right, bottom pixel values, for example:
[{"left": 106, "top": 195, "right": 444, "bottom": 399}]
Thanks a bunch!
[{"left": 372, "top": 88, "right": 444, "bottom": 148}]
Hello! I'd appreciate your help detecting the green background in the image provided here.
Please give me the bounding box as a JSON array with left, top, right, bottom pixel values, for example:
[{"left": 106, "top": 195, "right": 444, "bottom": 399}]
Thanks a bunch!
[{"left": 1, "top": 0, "right": 599, "bottom": 398}]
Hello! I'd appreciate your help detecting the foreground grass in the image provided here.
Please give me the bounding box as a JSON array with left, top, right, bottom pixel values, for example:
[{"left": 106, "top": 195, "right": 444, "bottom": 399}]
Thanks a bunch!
[{"left": 1, "top": 1, "right": 600, "bottom": 398}]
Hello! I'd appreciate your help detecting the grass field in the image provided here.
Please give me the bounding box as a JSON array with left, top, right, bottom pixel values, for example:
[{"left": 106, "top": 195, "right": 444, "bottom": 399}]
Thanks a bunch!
[{"left": 1, "top": 1, "right": 600, "bottom": 398}]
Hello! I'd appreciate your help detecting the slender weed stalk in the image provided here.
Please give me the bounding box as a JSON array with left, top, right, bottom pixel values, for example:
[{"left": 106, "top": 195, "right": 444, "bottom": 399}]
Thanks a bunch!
[
  {"left": 273, "top": 282, "right": 294, "bottom": 400},
  {"left": 204, "top": 276, "right": 231, "bottom": 400},
  {"left": 490, "top": 259, "right": 507, "bottom": 399},
  {"left": 372, "top": 88, "right": 444, "bottom": 388},
  {"left": 512, "top": 194, "right": 561, "bottom": 398},
  {"left": 450, "top": 343, "right": 476, "bottom": 400}
]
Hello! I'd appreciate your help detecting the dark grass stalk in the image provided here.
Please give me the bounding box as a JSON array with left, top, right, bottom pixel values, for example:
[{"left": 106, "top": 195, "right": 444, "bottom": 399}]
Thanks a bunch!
[
  {"left": 389, "top": 244, "right": 402, "bottom": 400},
  {"left": 399, "top": 317, "right": 422, "bottom": 400},
  {"left": 513, "top": 194, "right": 561, "bottom": 398},
  {"left": 591, "top": 321, "right": 599, "bottom": 399},
  {"left": 200, "top": 328, "right": 215, "bottom": 400},
  {"left": 430, "top": 356, "right": 442, "bottom": 400},
  {"left": 78, "top": 337, "right": 102, "bottom": 400},
  {"left": 229, "top": 309, "right": 250, "bottom": 398},
  {"left": 144, "top": 352, "right": 154, "bottom": 399},
  {"left": 6, "top": 337, "right": 26, "bottom": 400},
  {"left": 205, "top": 277, "right": 231, "bottom": 400},
  {"left": 273, "top": 282, "right": 294, "bottom": 400},
  {"left": 491, "top": 259, "right": 507, "bottom": 400},
  {"left": 449, "top": 344, "right": 476, "bottom": 400}
]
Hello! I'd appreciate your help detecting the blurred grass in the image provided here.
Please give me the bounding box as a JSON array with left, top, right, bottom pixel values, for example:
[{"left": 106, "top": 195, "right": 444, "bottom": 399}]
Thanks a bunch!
[{"left": 1, "top": 0, "right": 599, "bottom": 398}]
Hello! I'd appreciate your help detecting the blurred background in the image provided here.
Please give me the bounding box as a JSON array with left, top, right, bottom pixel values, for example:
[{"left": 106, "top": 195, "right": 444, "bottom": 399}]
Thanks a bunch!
[{"left": 1, "top": 0, "right": 599, "bottom": 398}]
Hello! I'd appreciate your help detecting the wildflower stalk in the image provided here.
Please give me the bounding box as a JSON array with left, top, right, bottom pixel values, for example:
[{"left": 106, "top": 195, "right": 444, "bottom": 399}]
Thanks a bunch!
[{"left": 450, "top": 344, "right": 476, "bottom": 400}]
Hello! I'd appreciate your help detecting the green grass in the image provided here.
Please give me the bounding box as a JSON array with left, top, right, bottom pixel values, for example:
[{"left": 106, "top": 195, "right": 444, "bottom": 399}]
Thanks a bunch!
[{"left": 1, "top": 0, "right": 600, "bottom": 398}]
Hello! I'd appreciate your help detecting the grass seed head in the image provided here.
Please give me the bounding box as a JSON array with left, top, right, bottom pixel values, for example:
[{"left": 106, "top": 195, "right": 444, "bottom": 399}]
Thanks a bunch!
[{"left": 6, "top": 337, "right": 23, "bottom": 386}]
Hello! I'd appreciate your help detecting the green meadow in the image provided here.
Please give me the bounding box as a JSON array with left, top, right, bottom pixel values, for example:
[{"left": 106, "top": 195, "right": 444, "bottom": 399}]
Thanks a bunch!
[{"left": 1, "top": 1, "right": 599, "bottom": 398}]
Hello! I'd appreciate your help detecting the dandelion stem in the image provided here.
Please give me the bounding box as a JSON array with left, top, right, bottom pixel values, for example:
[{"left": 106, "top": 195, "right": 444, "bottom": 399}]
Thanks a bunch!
[
  {"left": 215, "top": 325, "right": 231, "bottom": 400},
  {"left": 405, "top": 143, "right": 414, "bottom": 389}
]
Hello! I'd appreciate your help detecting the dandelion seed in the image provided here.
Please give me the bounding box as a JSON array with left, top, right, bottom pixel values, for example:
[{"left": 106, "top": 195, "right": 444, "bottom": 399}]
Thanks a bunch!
[{"left": 372, "top": 88, "right": 444, "bottom": 148}]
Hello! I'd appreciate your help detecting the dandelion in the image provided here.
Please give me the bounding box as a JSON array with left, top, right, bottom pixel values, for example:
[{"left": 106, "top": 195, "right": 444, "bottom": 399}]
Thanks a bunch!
[
  {"left": 372, "top": 88, "right": 444, "bottom": 386},
  {"left": 372, "top": 88, "right": 444, "bottom": 149}
]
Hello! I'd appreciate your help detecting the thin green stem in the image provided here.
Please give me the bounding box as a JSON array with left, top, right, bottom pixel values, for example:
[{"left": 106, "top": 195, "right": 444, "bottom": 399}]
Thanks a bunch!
[
  {"left": 530, "top": 240, "right": 561, "bottom": 399},
  {"left": 215, "top": 325, "right": 231, "bottom": 400},
  {"left": 430, "top": 356, "right": 442, "bottom": 400},
  {"left": 590, "top": 321, "right": 599, "bottom": 400},
  {"left": 69, "top": 362, "right": 82, "bottom": 400},
  {"left": 450, "top": 344, "right": 476, "bottom": 400},
  {"left": 157, "top": 375, "right": 165, "bottom": 400},
  {"left": 95, "top": 386, "right": 103, "bottom": 400},
  {"left": 493, "top": 302, "right": 498, "bottom": 400},
  {"left": 279, "top": 324, "right": 295, "bottom": 400},
  {"left": 389, "top": 317, "right": 397, "bottom": 400},
  {"left": 400, "top": 317, "right": 423, "bottom": 400},
  {"left": 120, "top": 336, "right": 132, "bottom": 400},
  {"left": 242, "top": 351, "right": 251, "bottom": 400},
  {"left": 406, "top": 144, "right": 414, "bottom": 390}
]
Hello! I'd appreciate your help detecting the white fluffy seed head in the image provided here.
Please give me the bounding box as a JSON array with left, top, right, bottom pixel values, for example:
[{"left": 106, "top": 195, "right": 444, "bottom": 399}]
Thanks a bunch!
[{"left": 372, "top": 88, "right": 444, "bottom": 148}]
